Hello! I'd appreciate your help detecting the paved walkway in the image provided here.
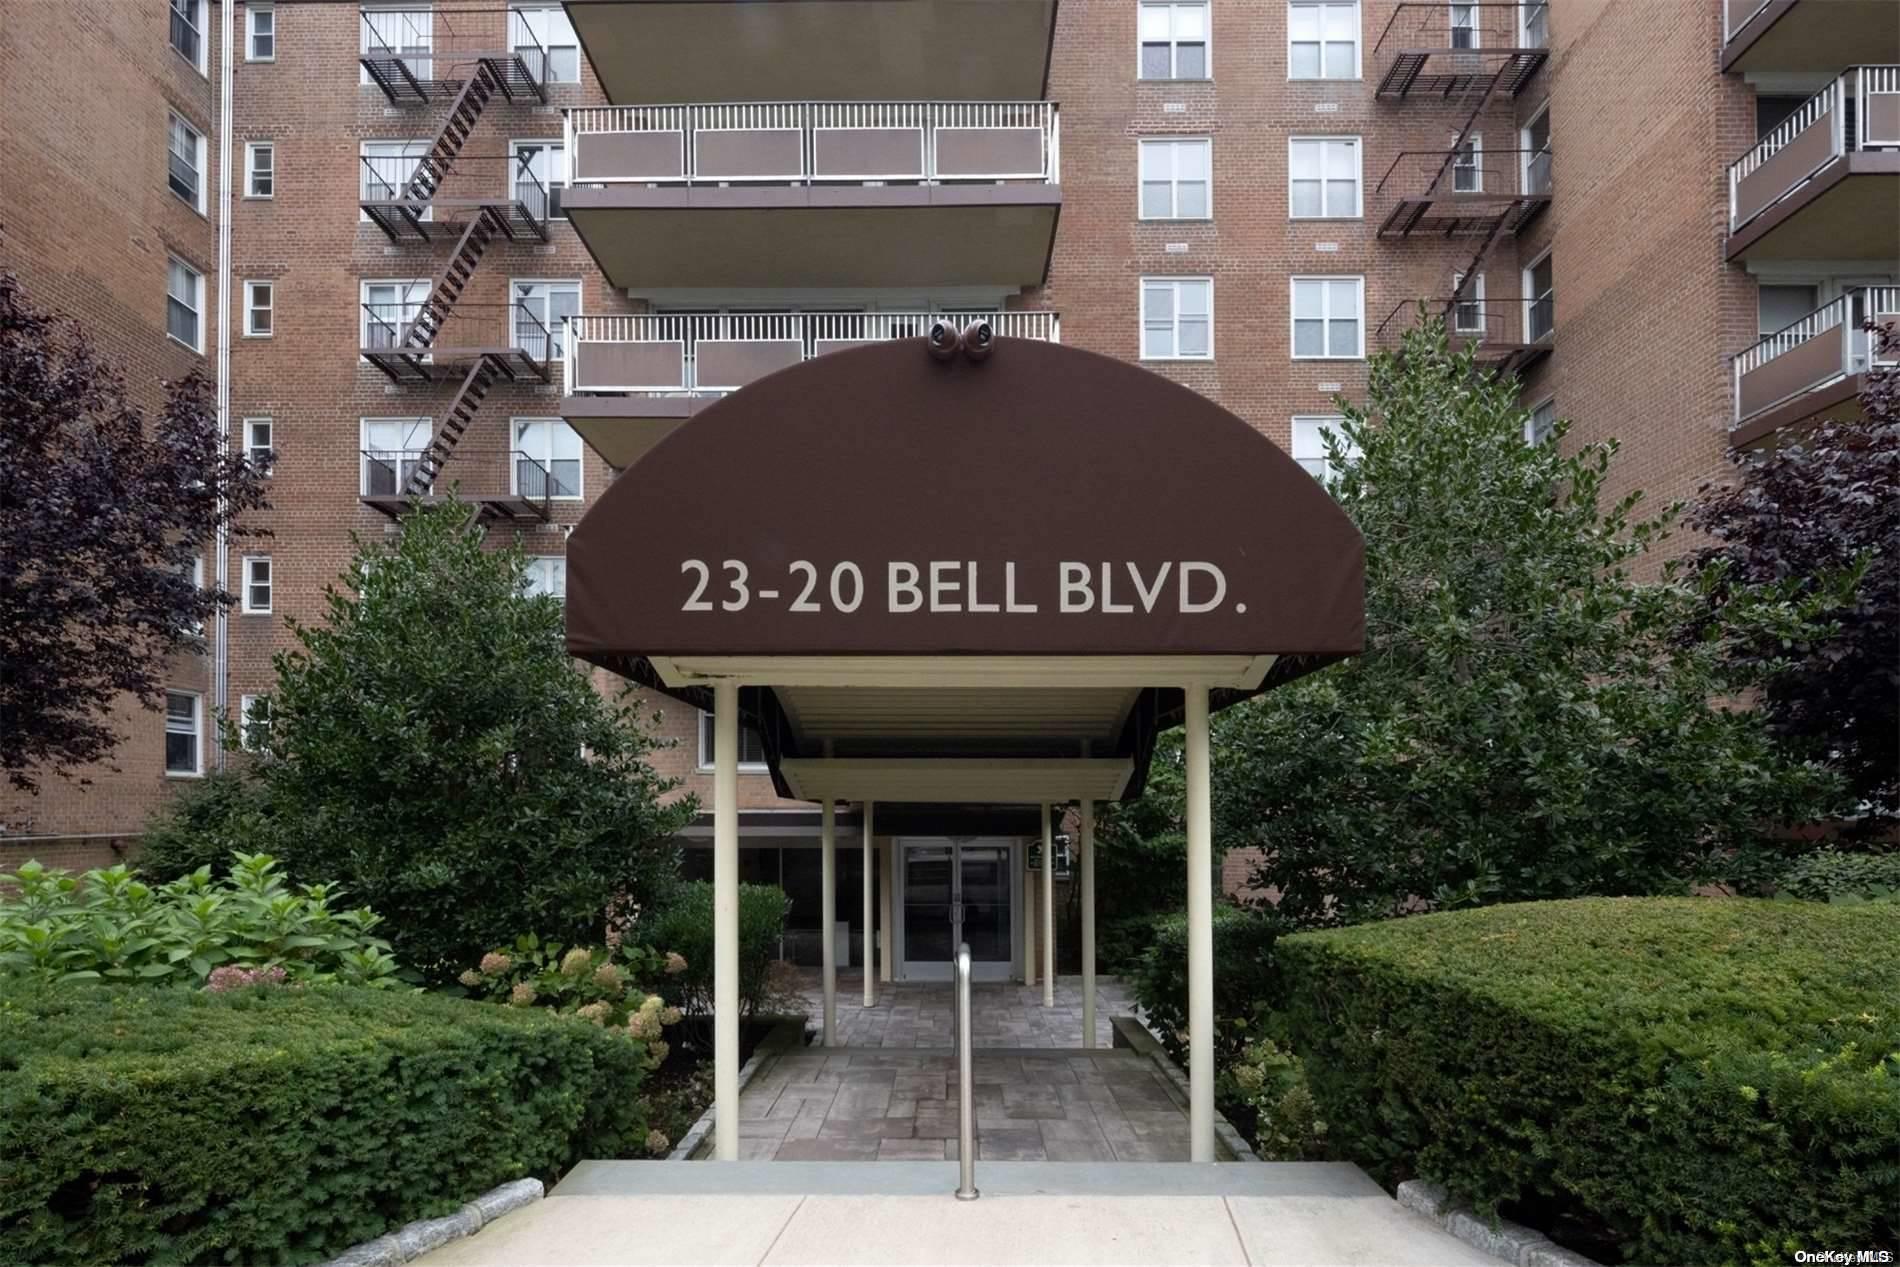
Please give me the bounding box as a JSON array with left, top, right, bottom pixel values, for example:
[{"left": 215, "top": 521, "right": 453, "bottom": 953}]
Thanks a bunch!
[{"left": 792, "top": 972, "right": 1133, "bottom": 1049}]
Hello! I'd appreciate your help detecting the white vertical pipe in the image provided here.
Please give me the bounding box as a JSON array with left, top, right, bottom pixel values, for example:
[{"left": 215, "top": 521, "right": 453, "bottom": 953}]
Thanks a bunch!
[
  {"left": 1041, "top": 801, "right": 1055, "bottom": 1007},
  {"left": 712, "top": 680, "right": 740, "bottom": 1161},
  {"left": 821, "top": 798, "right": 837, "bottom": 1047},
  {"left": 1080, "top": 799, "right": 1096, "bottom": 1048},
  {"left": 1184, "top": 683, "right": 1215, "bottom": 1163},
  {"left": 862, "top": 799, "right": 876, "bottom": 1007},
  {"left": 212, "top": 0, "right": 233, "bottom": 770}
]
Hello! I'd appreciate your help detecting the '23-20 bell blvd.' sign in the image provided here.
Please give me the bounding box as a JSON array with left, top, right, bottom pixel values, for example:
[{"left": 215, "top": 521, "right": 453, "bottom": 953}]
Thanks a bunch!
[{"left": 678, "top": 559, "right": 1241, "bottom": 616}]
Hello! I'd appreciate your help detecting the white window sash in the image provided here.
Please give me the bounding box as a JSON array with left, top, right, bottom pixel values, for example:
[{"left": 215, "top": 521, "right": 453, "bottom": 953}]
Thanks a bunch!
[{"left": 1290, "top": 277, "right": 1365, "bottom": 359}]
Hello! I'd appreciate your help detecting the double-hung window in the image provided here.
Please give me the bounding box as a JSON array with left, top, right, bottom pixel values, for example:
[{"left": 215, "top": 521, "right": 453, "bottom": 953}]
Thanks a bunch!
[
  {"left": 1291, "top": 277, "right": 1364, "bottom": 359},
  {"left": 511, "top": 141, "right": 566, "bottom": 220},
  {"left": 245, "top": 418, "right": 274, "bottom": 473},
  {"left": 360, "top": 417, "right": 431, "bottom": 495},
  {"left": 698, "top": 712, "right": 769, "bottom": 771},
  {"left": 1288, "top": 1, "right": 1358, "bottom": 79},
  {"left": 1450, "top": 2, "right": 1480, "bottom": 48},
  {"left": 168, "top": 113, "right": 205, "bottom": 211},
  {"left": 239, "top": 695, "right": 273, "bottom": 752},
  {"left": 1453, "top": 273, "right": 1486, "bottom": 334},
  {"left": 181, "top": 554, "right": 206, "bottom": 637},
  {"left": 523, "top": 557, "right": 568, "bottom": 600},
  {"left": 360, "top": 140, "right": 432, "bottom": 212},
  {"left": 1289, "top": 137, "right": 1360, "bottom": 218},
  {"left": 246, "top": 142, "right": 274, "bottom": 198},
  {"left": 361, "top": 7, "right": 432, "bottom": 81},
  {"left": 1520, "top": 106, "right": 1551, "bottom": 195},
  {"left": 1525, "top": 398, "right": 1556, "bottom": 445},
  {"left": 1524, "top": 253, "right": 1554, "bottom": 342},
  {"left": 1452, "top": 136, "right": 1482, "bottom": 193},
  {"left": 1139, "top": 138, "right": 1211, "bottom": 220},
  {"left": 165, "top": 691, "right": 203, "bottom": 776},
  {"left": 167, "top": 257, "right": 203, "bottom": 352},
  {"left": 1139, "top": 2, "right": 1208, "bottom": 80},
  {"left": 1290, "top": 416, "right": 1359, "bottom": 482},
  {"left": 513, "top": 418, "right": 583, "bottom": 499},
  {"left": 1140, "top": 278, "right": 1213, "bottom": 360},
  {"left": 512, "top": 280, "right": 580, "bottom": 362},
  {"left": 362, "top": 279, "right": 429, "bottom": 350},
  {"left": 248, "top": 5, "right": 276, "bottom": 60},
  {"left": 244, "top": 282, "right": 274, "bottom": 337},
  {"left": 170, "top": 0, "right": 206, "bottom": 72},
  {"left": 242, "top": 557, "right": 273, "bottom": 614},
  {"left": 510, "top": 5, "right": 579, "bottom": 82}
]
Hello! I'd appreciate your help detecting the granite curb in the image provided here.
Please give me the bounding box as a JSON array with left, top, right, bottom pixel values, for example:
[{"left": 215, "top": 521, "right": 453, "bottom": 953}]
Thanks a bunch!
[
  {"left": 314, "top": 1178, "right": 543, "bottom": 1267},
  {"left": 1397, "top": 1180, "right": 1605, "bottom": 1267}
]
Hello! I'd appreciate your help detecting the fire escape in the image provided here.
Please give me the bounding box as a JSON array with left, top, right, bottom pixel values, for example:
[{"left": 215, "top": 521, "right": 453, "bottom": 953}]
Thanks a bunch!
[
  {"left": 1370, "top": 2, "right": 1553, "bottom": 374},
  {"left": 356, "top": 9, "right": 558, "bottom": 519}
]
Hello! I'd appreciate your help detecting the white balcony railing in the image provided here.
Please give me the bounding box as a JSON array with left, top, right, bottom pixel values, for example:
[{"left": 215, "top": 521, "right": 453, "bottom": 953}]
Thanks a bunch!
[
  {"left": 1733, "top": 286, "right": 1899, "bottom": 425},
  {"left": 1728, "top": 66, "right": 1900, "bottom": 231},
  {"left": 564, "top": 101, "right": 1061, "bottom": 187},
  {"left": 564, "top": 311, "right": 1062, "bottom": 396}
]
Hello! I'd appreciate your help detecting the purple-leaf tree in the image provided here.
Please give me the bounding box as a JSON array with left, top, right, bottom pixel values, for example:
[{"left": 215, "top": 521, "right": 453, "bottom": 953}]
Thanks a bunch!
[{"left": 0, "top": 272, "right": 270, "bottom": 791}]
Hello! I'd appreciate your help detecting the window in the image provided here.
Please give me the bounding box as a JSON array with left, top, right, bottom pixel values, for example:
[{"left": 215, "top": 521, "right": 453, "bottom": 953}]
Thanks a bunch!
[
  {"left": 1450, "top": 2, "right": 1479, "bottom": 48},
  {"left": 1452, "top": 135, "right": 1482, "bottom": 193},
  {"left": 1524, "top": 252, "right": 1554, "bottom": 342},
  {"left": 361, "top": 418, "right": 431, "bottom": 494},
  {"left": 1291, "top": 276, "right": 1364, "bottom": 359},
  {"left": 1139, "top": 2, "right": 1208, "bottom": 80},
  {"left": 361, "top": 7, "right": 433, "bottom": 81},
  {"left": 242, "top": 557, "right": 273, "bottom": 614},
  {"left": 510, "top": 5, "right": 579, "bottom": 83},
  {"left": 512, "top": 141, "right": 566, "bottom": 220},
  {"left": 239, "top": 695, "right": 273, "bottom": 752},
  {"left": 523, "top": 556, "right": 567, "bottom": 600},
  {"left": 246, "top": 142, "right": 274, "bottom": 198},
  {"left": 1289, "top": 137, "right": 1361, "bottom": 218},
  {"left": 170, "top": 0, "right": 205, "bottom": 71},
  {"left": 1520, "top": 106, "right": 1551, "bottom": 195},
  {"left": 1758, "top": 283, "right": 1819, "bottom": 336},
  {"left": 1453, "top": 273, "right": 1486, "bottom": 334},
  {"left": 168, "top": 112, "right": 205, "bottom": 212},
  {"left": 1139, "top": 138, "right": 1211, "bottom": 220},
  {"left": 513, "top": 418, "right": 582, "bottom": 498},
  {"left": 248, "top": 4, "right": 276, "bottom": 60},
  {"left": 511, "top": 280, "right": 580, "bottom": 362},
  {"left": 1140, "top": 277, "right": 1213, "bottom": 360},
  {"left": 182, "top": 554, "right": 206, "bottom": 636},
  {"left": 361, "top": 279, "right": 429, "bottom": 350},
  {"left": 244, "top": 282, "right": 274, "bottom": 337},
  {"left": 698, "top": 712, "right": 769, "bottom": 771},
  {"left": 166, "top": 257, "right": 203, "bottom": 352},
  {"left": 245, "top": 418, "right": 274, "bottom": 473},
  {"left": 1289, "top": 1, "right": 1358, "bottom": 79},
  {"left": 1525, "top": 397, "right": 1557, "bottom": 445},
  {"left": 165, "top": 691, "right": 202, "bottom": 776},
  {"left": 360, "top": 140, "right": 432, "bottom": 214},
  {"left": 1291, "top": 416, "right": 1359, "bottom": 482}
]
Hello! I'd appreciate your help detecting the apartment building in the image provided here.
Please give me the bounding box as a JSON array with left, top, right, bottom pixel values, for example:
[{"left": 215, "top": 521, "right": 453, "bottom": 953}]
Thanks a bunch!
[{"left": 3, "top": 0, "right": 1895, "bottom": 976}]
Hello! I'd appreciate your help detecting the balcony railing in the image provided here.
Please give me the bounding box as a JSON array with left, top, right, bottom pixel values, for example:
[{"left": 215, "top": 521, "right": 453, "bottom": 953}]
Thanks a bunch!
[
  {"left": 1729, "top": 65, "right": 1900, "bottom": 230},
  {"left": 565, "top": 310, "right": 1062, "bottom": 395},
  {"left": 360, "top": 448, "right": 556, "bottom": 521},
  {"left": 565, "top": 101, "right": 1061, "bottom": 187},
  {"left": 1733, "top": 287, "right": 1900, "bottom": 426}
]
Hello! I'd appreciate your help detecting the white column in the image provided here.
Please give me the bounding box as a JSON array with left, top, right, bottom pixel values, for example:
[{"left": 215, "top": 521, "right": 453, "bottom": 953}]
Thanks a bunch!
[
  {"left": 1023, "top": 850, "right": 1037, "bottom": 987},
  {"left": 820, "top": 798, "right": 837, "bottom": 1047},
  {"left": 1184, "top": 682, "right": 1215, "bottom": 1163},
  {"left": 1080, "top": 798, "right": 1096, "bottom": 1049},
  {"left": 879, "top": 838, "right": 894, "bottom": 983},
  {"left": 862, "top": 799, "right": 876, "bottom": 1007},
  {"left": 1041, "top": 801, "right": 1055, "bottom": 1007},
  {"left": 712, "top": 679, "right": 740, "bottom": 1161}
]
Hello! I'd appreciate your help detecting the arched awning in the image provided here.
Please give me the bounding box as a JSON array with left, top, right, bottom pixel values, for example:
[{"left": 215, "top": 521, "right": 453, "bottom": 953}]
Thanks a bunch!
[{"left": 566, "top": 336, "right": 1364, "bottom": 801}]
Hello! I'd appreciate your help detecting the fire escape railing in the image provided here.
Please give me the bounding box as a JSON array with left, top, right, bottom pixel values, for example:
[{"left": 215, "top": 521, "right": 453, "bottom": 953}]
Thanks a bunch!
[
  {"left": 1373, "top": 147, "right": 1553, "bottom": 235},
  {"left": 360, "top": 447, "right": 557, "bottom": 521},
  {"left": 359, "top": 151, "right": 551, "bottom": 243},
  {"left": 359, "top": 8, "right": 548, "bottom": 106},
  {"left": 361, "top": 301, "right": 554, "bottom": 382}
]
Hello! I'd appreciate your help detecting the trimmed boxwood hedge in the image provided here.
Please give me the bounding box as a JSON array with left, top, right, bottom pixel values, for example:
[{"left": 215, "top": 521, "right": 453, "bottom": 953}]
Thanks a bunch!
[
  {"left": 1276, "top": 898, "right": 1900, "bottom": 1266},
  {"left": 0, "top": 984, "right": 650, "bottom": 1265}
]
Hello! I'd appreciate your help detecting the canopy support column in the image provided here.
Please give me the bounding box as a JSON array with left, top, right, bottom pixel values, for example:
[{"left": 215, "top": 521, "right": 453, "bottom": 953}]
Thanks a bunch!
[
  {"left": 1041, "top": 801, "right": 1055, "bottom": 1007},
  {"left": 712, "top": 678, "right": 740, "bottom": 1161},
  {"left": 1023, "top": 850, "right": 1037, "bottom": 987},
  {"left": 820, "top": 798, "right": 837, "bottom": 1047},
  {"left": 1185, "top": 681, "right": 1215, "bottom": 1163},
  {"left": 862, "top": 799, "right": 876, "bottom": 1008},
  {"left": 1080, "top": 798, "right": 1096, "bottom": 1048},
  {"left": 879, "top": 838, "right": 894, "bottom": 983}
]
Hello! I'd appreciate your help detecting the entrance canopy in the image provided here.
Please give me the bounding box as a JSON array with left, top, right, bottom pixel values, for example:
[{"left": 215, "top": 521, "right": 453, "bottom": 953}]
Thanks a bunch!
[{"left": 566, "top": 335, "right": 1364, "bottom": 802}]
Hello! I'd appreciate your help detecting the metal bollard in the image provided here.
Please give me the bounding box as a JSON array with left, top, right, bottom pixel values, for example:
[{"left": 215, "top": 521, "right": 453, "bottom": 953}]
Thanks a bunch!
[{"left": 954, "top": 941, "right": 978, "bottom": 1200}]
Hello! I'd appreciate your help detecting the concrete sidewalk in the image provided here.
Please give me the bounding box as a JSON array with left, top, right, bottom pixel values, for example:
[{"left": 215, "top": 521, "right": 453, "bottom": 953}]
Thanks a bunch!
[{"left": 417, "top": 1162, "right": 1505, "bottom": 1266}]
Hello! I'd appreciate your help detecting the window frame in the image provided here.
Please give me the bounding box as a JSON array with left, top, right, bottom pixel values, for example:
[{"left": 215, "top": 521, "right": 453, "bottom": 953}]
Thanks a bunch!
[
  {"left": 510, "top": 138, "right": 568, "bottom": 221},
  {"left": 1137, "top": 137, "right": 1213, "bottom": 222},
  {"left": 360, "top": 277, "right": 431, "bottom": 353},
  {"left": 511, "top": 416, "right": 584, "bottom": 500},
  {"left": 1287, "top": 135, "right": 1363, "bottom": 220},
  {"left": 696, "top": 710, "right": 771, "bottom": 773},
  {"left": 247, "top": 4, "right": 276, "bottom": 61},
  {"left": 1289, "top": 275, "right": 1366, "bottom": 361},
  {"left": 509, "top": 4, "right": 581, "bottom": 83},
  {"left": 360, "top": 6, "right": 434, "bottom": 84},
  {"left": 164, "top": 690, "right": 204, "bottom": 777},
  {"left": 1452, "top": 132, "right": 1482, "bottom": 193},
  {"left": 244, "top": 418, "right": 274, "bottom": 473},
  {"left": 243, "top": 281, "right": 274, "bottom": 338},
  {"left": 183, "top": 554, "right": 206, "bottom": 637},
  {"left": 1139, "top": 276, "right": 1215, "bottom": 362},
  {"left": 359, "top": 140, "right": 433, "bottom": 220},
  {"left": 1450, "top": 2, "right": 1481, "bottom": 49},
  {"left": 168, "top": 111, "right": 207, "bottom": 214},
  {"left": 238, "top": 694, "right": 273, "bottom": 752},
  {"left": 1287, "top": 0, "right": 1361, "bottom": 81},
  {"left": 1522, "top": 248, "right": 1554, "bottom": 343},
  {"left": 245, "top": 141, "right": 274, "bottom": 199},
  {"left": 1290, "top": 414, "right": 1357, "bottom": 483},
  {"left": 1138, "top": 0, "right": 1211, "bottom": 82},
  {"left": 170, "top": 0, "right": 208, "bottom": 74},
  {"left": 523, "top": 556, "right": 568, "bottom": 601},
  {"left": 360, "top": 417, "right": 432, "bottom": 495},
  {"left": 1524, "top": 395, "right": 1557, "bottom": 445},
  {"left": 1452, "top": 272, "right": 1487, "bottom": 334},
  {"left": 166, "top": 256, "right": 204, "bottom": 353},
  {"left": 510, "top": 278, "right": 582, "bottom": 363},
  {"left": 1520, "top": 101, "right": 1552, "bottom": 194},
  {"left": 241, "top": 556, "right": 273, "bottom": 614}
]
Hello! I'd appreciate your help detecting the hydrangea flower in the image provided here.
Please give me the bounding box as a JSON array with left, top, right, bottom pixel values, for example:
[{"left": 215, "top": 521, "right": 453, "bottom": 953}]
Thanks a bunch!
[
  {"left": 659, "top": 1006, "right": 682, "bottom": 1027},
  {"left": 664, "top": 952, "right": 688, "bottom": 975},
  {"left": 509, "top": 982, "right": 537, "bottom": 1007},
  {"left": 645, "top": 1040, "right": 669, "bottom": 1068},
  {"left": 575, "top": 1001, "right": 611, "bottom": 1025},
  {"left": 645, "top": 1129, "right": 670, "bottom": 1155},
  {"left": 592, "top": 962, "right": 623, "bottom": 992},
  {"left": 205, "top": 964, "right": 288, "bottom": 992},
  {"left": 479, "top": 952, "right": 511, "bottom": 976},
  {"left": 457, "top": 969, "right": 483, "bottom": 988},
  {"left": 627, "top": 1010, "right": 658, "bottom": 1039},
  {"left": 561, "top": 947, "right": 593, "bottom": 977}
]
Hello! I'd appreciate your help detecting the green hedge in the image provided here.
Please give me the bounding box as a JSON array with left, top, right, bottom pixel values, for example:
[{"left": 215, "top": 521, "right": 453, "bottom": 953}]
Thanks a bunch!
[
  {"left": 1276, "top": 898, "right": 1900, "bottom": 1266},
  {"left": 1130, "top": 903, "right": 1282, "bottom": 1065},
  {"left": 0, "top": 984, "right": 650, "bottom": 1265}
]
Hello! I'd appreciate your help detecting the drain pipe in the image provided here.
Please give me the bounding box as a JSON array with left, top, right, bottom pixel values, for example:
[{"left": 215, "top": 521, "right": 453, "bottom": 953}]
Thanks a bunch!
[
  {"left": 211, "top": 0, "right": 235, "bottom": 769},
  {"left": 955, "top": 942, "right": 978, "bottom": 1200}
]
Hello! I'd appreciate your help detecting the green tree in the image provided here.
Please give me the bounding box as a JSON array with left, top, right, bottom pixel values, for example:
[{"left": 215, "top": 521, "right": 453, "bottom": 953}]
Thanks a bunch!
[
  {"left": 1216, "top": 319, "right": 1843, "bottom": 927},
  {"left": 142, "top": 500, "right": 694, "bottom": 979},
  {"left": 1089, "top": 732, "right": 1195, "bottom": 971}
]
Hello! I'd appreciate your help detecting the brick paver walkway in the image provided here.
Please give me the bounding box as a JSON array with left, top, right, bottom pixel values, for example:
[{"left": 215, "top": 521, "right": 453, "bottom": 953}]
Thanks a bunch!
[{"left": 792, "top": 972, "right": 1134, "bottom": 1049}]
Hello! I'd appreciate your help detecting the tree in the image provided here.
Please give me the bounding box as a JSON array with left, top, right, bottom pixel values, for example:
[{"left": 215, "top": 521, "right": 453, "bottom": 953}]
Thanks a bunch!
[
  {"left": 1687, "top": 325, "right": 1898, "bottom": 838},
  {"left": 0, "top": 272, "right": 269, "bottom": 790},
  {"left": 141, "top": 500, "right": 695, "bottom": 980},
  {"left": 1088, "top": 731, "right": 1195, "bottom": 970},
  {"left": 1216, "top": 318, "right": 1843, "bottom": 928}
]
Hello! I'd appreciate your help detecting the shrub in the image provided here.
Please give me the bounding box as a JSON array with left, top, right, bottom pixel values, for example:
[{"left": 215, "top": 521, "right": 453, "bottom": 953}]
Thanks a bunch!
[
  {"left": 1220, "top": 1036, "right": 1327, "bottom": 1161},
  {"left": 0, "top": 983, "right": 649, "bottom": 1265},
  {"left": 456, "top": 934, "right": 683, "bottom": 1041},
  {"left": 1129, "top": 903, "right": 1282, "bottom": 1065},
  {"left": 637, "top": 881, "right": 791, "bottom": 1031},
  {"left": 135, "top": 771, "right": 272, "bottom": 881},
  {"left": 0, "top": 853, "right": 398, "bottom": 988},
  {"left": 1776, "top": 849, "right": 1900, "bottom": 903},
  {"left": 1276, "top": 898, "right": 1900, "bottom": 1266}
]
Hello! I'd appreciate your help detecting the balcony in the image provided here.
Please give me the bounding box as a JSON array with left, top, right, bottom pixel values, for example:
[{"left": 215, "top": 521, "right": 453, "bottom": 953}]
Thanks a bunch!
[
  {"left": 1374, "top": 148, "right": 1551, "bottom": 237},
  {"left": 564, "top": 0, "right": 1057, "bottom": 104},
  {"left": 358, "top": 8, "right": 549, "bottom": 106},
  {"left": 562, "top": 102, "right": 1061, "bottom": 291},
  {"left": 1376, "top": 299, "right": 1552, "bottom": 376},
  {"left": 562, "top": 310, "right": 1061, "bottom": 467},
  {"left": 1731, "top": 287, "right": 1898, "bottom": 445},
  {"left": 360, "top": 301, "right": 555, "bottom": 386},
  {"left": 1723, "top": 0, "right": 1900, "bottom": 73},
  {"left": 359, "top": 153, "right": 552, "bottom": 245},
  {"left": 359, "top": 447, "right": 557, "bottom": 522},
  {"left": 1727, "top": 66, "right": 1900, "bottom": 260},
  {"left": 1373, "top": 3, "right": 1549, "bottom": 99}
]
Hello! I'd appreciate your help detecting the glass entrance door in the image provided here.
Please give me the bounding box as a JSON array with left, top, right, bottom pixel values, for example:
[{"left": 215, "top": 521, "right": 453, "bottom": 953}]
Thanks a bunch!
[{"left": 900, "top": 840, "right": 1014, "bottom": 980}]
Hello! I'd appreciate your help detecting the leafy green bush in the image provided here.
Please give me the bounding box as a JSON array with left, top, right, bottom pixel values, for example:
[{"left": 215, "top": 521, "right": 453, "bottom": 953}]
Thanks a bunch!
[
  {"left": 456, "top": 934, "right": 683, "bottom": 1039},
  {"left": 0, "top": 983, "right": 649, "bottom": 1265},
  {"left": 1220, "top": 1037, "right": 1327, "bottom": 1161},
  {"left": 135, "top": 771, "right": 274, "bottom": 881},
  {"left": 637, "top": 881, "right": 791, "bottom": 1027},
  {"left": 1276, "top": 898, "right": 1900, "bottom": 1265},
  {"left": 0, "top": 853, "right": 398, "bottom": 988},
  {"left": 1129, "top": 903, "right": 1282, "bottom": 1065},
  {"left": 1776, "top": 849, "right": 1900, "bottom": 903}
]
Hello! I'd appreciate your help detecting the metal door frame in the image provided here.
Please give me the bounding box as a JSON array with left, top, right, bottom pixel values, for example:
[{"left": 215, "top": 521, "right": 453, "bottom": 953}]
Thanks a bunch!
[{"left": 893, "top": 835, "right": 1019, "bottom": 981}]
